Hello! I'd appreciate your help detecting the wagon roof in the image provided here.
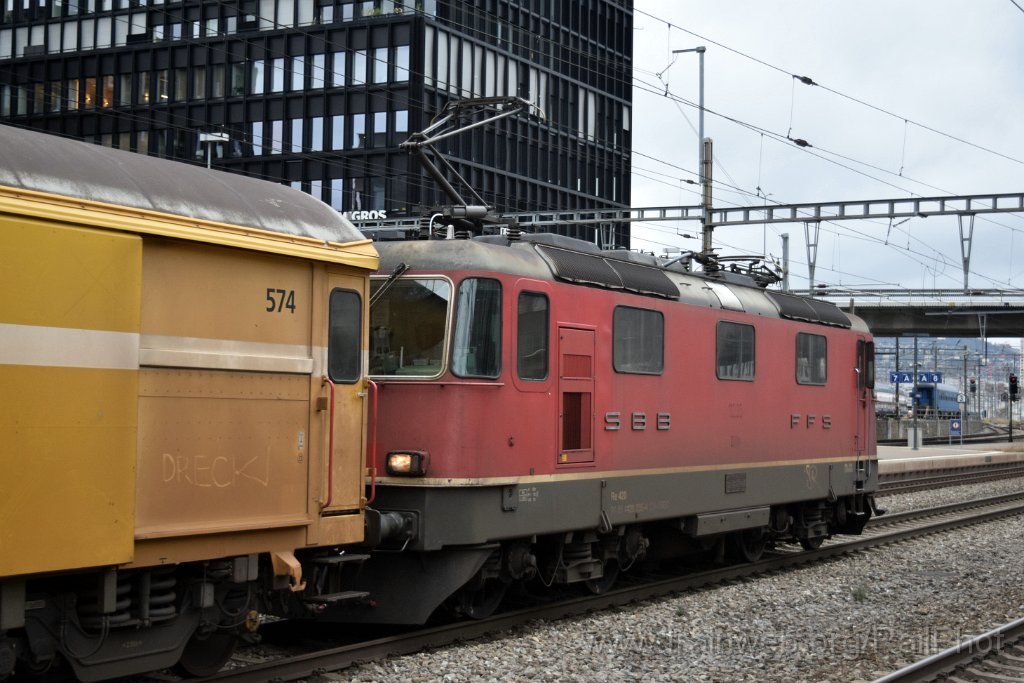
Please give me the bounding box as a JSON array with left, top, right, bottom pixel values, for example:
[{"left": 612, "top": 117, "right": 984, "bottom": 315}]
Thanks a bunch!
[{"left": 0, "top": 124, "right": 377, "bottom": 266}]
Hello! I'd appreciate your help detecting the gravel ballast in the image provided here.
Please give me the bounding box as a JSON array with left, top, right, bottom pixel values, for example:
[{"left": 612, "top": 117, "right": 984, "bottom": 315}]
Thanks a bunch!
[{"left": 321, "top": 476, "right": 1024, "bottom": 683}]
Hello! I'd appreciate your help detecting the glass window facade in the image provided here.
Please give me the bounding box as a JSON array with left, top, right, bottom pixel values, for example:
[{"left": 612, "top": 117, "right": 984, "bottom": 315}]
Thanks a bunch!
[{"left": 0, "top": 1, "right": 632, "bottom": 244}]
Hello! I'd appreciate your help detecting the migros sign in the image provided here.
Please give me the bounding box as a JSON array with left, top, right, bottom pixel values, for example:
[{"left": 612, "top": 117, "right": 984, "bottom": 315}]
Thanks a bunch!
[{"left": 343, "top": 210, "right": 388, "bottom": 221}]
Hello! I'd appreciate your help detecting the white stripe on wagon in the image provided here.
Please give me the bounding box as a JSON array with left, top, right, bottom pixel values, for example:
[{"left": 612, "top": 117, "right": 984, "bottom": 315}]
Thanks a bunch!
[{"left": 0, "top": 322, "right": 139, "bottom": 370}]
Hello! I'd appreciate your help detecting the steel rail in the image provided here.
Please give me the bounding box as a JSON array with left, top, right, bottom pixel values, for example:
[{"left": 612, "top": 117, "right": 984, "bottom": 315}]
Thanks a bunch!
[
  {"left": 871, "top": 615, "right": 1024, "bottom": 683},
  {"left": 878, "top": 464, "right": 1024, "bottom": 495},
  {"left": 197, "top": 496, "right": 1024, "bottom": 683}
]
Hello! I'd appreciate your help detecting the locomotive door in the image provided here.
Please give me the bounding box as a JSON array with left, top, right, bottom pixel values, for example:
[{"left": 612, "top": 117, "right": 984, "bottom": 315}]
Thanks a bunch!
[
  {"left": 557, "top": 327, "right": 595, "bottom": 465},
  {"left": 854, "top": 339, "right": 875, "bottom": 481},
  {"left": 320, "top": 272, "right": 368, "bottom": 514}
]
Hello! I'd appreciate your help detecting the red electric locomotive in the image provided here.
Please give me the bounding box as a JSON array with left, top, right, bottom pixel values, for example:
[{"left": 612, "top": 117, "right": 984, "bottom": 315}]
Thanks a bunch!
[{"left": 344, "top": 233, "right": 878, "bottom": 623}]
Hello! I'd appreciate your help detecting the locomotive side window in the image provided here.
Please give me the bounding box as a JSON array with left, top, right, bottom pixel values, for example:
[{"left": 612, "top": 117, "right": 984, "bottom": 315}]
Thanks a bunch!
[
  {"left": 452, "top": 278, "right": 502, "bottom": 378},
  {"left": 517, "top": 292, "right": 549, "bottom": 380},
  {"left": 328, "top": 288, "right": 361, "bottom": 383},
  {"left": 369, "top": 277, "right": 451, "bottom": 377},
  {"left": 613, "top": 306, "right": 664, "bottom": 374},
  {"left": 796, "top": 332, "right": 828, "bottom": 385},
  {"left": 716, "top": 321, "right": 755, "bottom": 380}
]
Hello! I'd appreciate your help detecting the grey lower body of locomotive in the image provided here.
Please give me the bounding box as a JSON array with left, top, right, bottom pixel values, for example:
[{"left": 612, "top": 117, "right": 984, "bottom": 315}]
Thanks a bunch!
[{"left": 332, "top": 458, "right": 877, "bottom": 624}]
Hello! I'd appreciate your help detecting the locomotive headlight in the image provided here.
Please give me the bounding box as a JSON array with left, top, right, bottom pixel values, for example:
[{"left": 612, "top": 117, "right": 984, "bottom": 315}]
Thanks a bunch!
[{"left": 386, "top": 450, "right": 429, "bottom": 476}]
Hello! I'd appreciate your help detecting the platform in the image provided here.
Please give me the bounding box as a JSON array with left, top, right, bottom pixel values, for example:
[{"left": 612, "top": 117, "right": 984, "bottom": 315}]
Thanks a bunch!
[{"left": 877, "top": 442, "right": 1024, "bottom": 476}]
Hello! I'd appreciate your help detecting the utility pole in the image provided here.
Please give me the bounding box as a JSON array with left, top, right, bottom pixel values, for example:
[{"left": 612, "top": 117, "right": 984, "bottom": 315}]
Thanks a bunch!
[
  {"left": 912, "top": 337, "right": 920, "bottom": 451},
  {"left": 701, "top": 138, "right": 714, "bottom": 262},
  {"left": 781, "top": 233, "right": 790, "bottom": 291},
  {"left": 962, "top": 347, "right": 968, "bottom": 436}
]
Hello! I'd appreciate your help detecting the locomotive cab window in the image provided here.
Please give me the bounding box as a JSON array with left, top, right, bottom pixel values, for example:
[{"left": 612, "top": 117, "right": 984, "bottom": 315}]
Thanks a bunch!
[
  {"left": 796, "top": 332, "right": 828, "bottom": 385},
  {"left": 369, "top": 277, "right": 452, "bottom": 377},
  {"left": 716, "top": 321, "right": 755, "bottom": 380},
  {"left": 452, "top": 278, "right": 502, "bottom": 378},
  {"left": 517, "top": 291, "right": 548, "bottom": 380},
  {"left": 613, "top": 306, "right": 664, "bottom": 374}
]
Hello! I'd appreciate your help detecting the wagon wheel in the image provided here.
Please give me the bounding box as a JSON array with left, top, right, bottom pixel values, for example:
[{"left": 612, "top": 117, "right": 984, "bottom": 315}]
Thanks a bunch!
[
  {"left": 453, "top": 579, "right": 508, "bottom": 620},
  {"left": 799, "top": 535, "right": 826, "bottom": 551},
  {"left": 585, "top": 559, "right": 620, "bottom": 595},
  {"left": 174, "top": 630, "right": 237, "bottom": 678},
  {"left": 731, "top": 529, "right": 767, "bottom": 563}
]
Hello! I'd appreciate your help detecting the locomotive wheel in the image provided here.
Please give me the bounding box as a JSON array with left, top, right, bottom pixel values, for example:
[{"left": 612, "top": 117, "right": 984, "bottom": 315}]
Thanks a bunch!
[
  {"left": 174, "top": 630, "right": 237, "bottom": 678},
  {"left": 585, "top": 560, "right": 620, "bottom": 595},
  {"left": 731, "top": 529, "right": 767, "bottom": 563},
  {"left": 799, "top": 535, "right": 825, "bottom": 551},
  {"left": 454, "top": 579, "right": 508, "bottom": 620}
]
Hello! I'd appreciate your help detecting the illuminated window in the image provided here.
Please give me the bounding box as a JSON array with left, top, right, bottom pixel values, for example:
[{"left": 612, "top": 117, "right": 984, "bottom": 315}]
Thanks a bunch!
[
  {"left": 83, "top": 76, "right": 96, "bottom": 108},
  {"left": 156, "top": 69, "right": 168, "bottom": 101}
]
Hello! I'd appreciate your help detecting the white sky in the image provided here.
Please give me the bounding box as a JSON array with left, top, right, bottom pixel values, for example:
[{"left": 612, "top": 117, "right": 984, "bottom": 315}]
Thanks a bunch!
[{"left": 629, "top": 1, "right": 1024, "bottom": 293}]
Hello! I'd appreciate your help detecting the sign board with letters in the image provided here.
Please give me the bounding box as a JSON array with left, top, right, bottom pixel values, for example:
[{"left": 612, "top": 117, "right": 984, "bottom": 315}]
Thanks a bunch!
[{"left": 889, "top": 372, "right": 943, "bottom": 384}]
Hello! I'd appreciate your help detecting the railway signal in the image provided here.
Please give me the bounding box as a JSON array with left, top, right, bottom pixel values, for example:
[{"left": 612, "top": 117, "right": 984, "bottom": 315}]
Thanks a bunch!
[
  {"left": 1011, "top": 374, "right": 1019, "bottom": 401},
  {"left": 969, "top": 378, "right": 976, "bottom": 393}
]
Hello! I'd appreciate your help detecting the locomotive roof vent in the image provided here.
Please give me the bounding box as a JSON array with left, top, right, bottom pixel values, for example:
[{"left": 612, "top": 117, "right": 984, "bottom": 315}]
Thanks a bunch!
[
  {"left": 766, "top": 290, "right": 852, "bottom": 328},
  {"left": 533, "top": 243, "right": 680, "bottom": 300}
]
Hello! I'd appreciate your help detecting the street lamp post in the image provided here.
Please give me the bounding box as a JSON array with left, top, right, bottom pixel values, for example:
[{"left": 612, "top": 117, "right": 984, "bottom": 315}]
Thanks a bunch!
[
  {"left": 671, "top": 46, "right": 705, "bottom": 187},
  {"left": 671, "top": 46, "right": 707, "bottom": 249},
  {"left": 199, "top": 131, "right": 230, "bottom": 169}
]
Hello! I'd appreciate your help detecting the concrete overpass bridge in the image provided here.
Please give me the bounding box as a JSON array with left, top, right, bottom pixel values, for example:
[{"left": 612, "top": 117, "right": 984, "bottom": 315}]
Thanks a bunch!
[{"left": 789, "top": 288, "right": 1024, "bottom": 337}]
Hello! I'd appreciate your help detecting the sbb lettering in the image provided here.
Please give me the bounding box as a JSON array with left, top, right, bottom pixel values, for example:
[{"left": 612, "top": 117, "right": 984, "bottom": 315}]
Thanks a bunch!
[{"left": 605, "top": 411, "right": 671, "bottom": 432}]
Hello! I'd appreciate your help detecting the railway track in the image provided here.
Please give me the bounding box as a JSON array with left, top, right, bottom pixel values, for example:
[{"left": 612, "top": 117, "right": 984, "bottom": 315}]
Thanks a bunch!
[
  {"left": 872, "top": 615, "right": 1024, "bottom": 683},
  {"left": 187, "top": 493, "right": 1024, "bottom": 683},
  {"left": 878, "top": 462, "right": 1024, "bottom": 495}
]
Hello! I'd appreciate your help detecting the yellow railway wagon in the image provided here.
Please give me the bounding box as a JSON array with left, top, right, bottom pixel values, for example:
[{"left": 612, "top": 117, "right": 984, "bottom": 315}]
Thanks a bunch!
[{"left": 0, "top": 125, "right": 378, "bottom": 681}]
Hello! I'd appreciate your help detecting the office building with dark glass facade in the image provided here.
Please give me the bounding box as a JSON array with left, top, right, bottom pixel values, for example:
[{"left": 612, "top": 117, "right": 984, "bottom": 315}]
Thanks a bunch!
[{"left": 0, "top": 0, "right": 633, "bottom": 245}]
